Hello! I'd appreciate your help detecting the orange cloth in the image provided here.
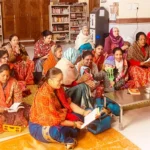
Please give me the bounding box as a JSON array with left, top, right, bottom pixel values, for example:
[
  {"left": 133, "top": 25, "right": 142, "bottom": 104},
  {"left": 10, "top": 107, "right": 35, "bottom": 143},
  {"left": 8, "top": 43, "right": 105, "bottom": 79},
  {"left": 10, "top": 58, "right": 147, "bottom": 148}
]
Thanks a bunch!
[
  {"left": 30, "top": 82, "right": 72, "bottom": 126},
  {"left": 0, "top": 77, "right": 22, "bottom": 108},
  {"left": 42, "top": 51, "right": 57, "bottom": 75}
]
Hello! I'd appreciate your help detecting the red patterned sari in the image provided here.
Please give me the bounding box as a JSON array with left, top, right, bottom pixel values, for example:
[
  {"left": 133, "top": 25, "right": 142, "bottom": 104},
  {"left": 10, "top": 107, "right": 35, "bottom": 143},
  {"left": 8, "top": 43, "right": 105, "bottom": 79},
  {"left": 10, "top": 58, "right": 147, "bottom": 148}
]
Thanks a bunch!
[
  {"left": 3, "top": 43, "right": 34, "bottom": 85},
  {"left": 0, "top": 78, "right": 30, "bottom": 131},
  {"left": 127, "top": 42, "right": 150, "bottom": 88}
]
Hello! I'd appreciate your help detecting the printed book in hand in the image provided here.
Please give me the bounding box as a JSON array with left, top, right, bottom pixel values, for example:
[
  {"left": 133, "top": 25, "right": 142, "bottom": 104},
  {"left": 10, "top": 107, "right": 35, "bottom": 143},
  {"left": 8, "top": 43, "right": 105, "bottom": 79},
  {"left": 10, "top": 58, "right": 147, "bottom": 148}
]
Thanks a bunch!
[
  {"left": 6, "top": 102, "right": 24, "bottom": 113},
  {"left": 81, "top": 108, "right": 99, "bottom": 129}
]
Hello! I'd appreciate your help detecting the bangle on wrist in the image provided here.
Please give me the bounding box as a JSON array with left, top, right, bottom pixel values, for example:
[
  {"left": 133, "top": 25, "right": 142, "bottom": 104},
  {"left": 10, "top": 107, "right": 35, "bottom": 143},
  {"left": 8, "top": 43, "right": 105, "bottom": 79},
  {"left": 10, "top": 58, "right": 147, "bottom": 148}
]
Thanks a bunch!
[{"left": 73, "top": 121, "right": 77, "bottom": 128}]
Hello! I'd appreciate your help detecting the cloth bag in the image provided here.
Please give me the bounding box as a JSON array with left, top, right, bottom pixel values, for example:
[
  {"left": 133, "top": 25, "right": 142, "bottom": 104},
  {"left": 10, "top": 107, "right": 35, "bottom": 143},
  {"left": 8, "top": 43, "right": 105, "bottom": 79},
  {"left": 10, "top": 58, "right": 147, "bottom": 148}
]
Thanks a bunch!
[
  {"left": 87, "top": 113, "right": 111, "bottom": 135},
  {"left": 87, "top": 98, "right": 111, "bottom": 134}
]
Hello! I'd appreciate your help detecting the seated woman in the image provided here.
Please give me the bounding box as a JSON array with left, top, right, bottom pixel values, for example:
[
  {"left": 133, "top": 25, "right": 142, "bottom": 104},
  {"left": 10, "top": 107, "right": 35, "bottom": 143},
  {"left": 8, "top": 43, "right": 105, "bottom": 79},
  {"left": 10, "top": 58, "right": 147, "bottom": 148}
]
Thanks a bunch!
[
  {"left": 55, "top": 48, "right": 93, "bottom": 109},
  {"left": 75, "top": 25, "right": 94, "bottom": 53},
  {"left": 29, "top": 67, "right": 91, "bottom": 149},
  {"left": 127, "top": 32, "right": 150, "bottom": 88},
  {"left": 0, "top": 64, "right": 30, "bottom": 129},
  {"left": 113, "top": 48, "right": 128, "bottom": 90},
  {"left": 76, "top": 51, "right": 106, "bottom": 97},
  {"left": 104, "top": 27, "right": 129, "bottom": 56},
  {"left": 33, "top": 30, "right": 55, "bottom": 83},
  {"left": 42, "top": 45, "right": 62, "bottom": 75},
  {"left": 92, "top": 44, "right": 106, "bottom": 71},
  {"left": 76, "top": 51, "right": 98, "bottom": 75},
  {"left": 103, "top": 49, "right": 128, "bottom": 91},
  {"left": 0, "top": 50, "right": 9, "bottom": 66},
  {"left": 3, "top": 34, "right": 34, "bottom": 85}
]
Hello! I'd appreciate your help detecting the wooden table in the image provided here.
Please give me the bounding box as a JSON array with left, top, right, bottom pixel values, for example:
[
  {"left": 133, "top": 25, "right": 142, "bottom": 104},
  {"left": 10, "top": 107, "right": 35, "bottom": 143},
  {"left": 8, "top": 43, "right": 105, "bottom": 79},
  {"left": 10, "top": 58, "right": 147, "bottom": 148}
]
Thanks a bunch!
[{"left": 104, "top": 88, "right": 150, "bottom": 130}]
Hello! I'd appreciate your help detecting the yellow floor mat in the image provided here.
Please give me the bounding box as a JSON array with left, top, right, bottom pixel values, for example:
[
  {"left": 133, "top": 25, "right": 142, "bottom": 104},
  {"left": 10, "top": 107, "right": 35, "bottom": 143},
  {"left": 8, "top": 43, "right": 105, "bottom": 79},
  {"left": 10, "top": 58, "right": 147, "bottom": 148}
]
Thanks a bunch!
[
  {"left": 23, "top": 85, "right": 38, "bottom": 105},
  {"left": 0, "top": 128, "right": 140, "bottom": 150}
]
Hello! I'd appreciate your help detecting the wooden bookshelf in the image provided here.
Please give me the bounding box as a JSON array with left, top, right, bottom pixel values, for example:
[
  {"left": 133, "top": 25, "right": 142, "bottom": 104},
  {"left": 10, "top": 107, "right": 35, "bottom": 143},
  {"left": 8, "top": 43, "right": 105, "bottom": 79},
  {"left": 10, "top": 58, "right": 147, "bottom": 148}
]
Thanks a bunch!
[{"left": 49, "top": 3, "right": 87, "bottom": 42}]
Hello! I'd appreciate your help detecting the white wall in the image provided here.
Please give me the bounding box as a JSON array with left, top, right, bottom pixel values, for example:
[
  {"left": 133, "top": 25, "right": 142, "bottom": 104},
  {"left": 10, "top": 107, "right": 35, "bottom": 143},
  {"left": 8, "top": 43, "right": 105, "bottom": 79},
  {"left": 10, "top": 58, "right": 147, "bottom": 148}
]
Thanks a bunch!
[
  {"left": 109, "top": 23, "right": 150, "bottom": 43},
  {"left": 100, "top": 0, "right": 150, "bottom": 18},
  {"left": 100, "top": 0, "right": 150, "bottom": 42}
]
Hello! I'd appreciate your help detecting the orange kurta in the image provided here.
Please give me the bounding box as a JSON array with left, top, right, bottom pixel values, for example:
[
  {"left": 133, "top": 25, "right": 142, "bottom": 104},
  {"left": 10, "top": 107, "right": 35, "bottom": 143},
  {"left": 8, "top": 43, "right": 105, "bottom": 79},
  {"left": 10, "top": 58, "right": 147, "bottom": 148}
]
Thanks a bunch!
[{"left": 30, "top": 83, "right": 72, "bottom": 126}]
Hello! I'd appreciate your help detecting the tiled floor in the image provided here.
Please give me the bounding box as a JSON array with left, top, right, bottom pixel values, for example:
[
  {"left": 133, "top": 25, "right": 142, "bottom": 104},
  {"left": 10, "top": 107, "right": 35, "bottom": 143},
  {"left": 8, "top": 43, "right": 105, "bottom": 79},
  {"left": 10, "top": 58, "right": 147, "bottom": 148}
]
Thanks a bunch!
[{"left": 26, "top": 44, "right": 150, "bottom": 150}]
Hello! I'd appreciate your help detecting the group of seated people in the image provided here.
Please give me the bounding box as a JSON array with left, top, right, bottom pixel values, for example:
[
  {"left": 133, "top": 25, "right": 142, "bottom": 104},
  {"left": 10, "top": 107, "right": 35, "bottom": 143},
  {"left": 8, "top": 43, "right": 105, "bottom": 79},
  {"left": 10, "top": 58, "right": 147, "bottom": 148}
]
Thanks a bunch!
[{"left": 0, "top": 26, "right": 150, "bottom": 149}]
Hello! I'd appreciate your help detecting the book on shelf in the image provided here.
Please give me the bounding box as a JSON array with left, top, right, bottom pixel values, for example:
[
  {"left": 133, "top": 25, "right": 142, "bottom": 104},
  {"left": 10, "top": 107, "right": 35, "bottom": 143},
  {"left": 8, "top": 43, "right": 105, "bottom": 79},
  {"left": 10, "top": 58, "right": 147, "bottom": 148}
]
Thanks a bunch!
[
  {"left": 128, "top": 88, "right": 141, "bottom": 95},
  {"left": 81, "top": 108, "right": 99, "bottom": 129},
  {"left": 6, "top": 102, "right": 24, "bottom": 113}
]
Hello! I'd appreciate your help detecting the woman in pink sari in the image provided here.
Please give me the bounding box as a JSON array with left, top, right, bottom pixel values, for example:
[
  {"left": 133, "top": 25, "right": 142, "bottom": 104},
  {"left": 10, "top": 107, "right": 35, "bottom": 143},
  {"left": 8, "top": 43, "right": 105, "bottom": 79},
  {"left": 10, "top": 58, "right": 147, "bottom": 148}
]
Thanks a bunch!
[
  {"left": 127, "top": 32, "right": 150, "bottom": 88},
  {"left": 3, "top": 34, "right": 34, "bottom": 85},
  {"left": 104, "top": 27, "right": 128, "bottom": 56}
]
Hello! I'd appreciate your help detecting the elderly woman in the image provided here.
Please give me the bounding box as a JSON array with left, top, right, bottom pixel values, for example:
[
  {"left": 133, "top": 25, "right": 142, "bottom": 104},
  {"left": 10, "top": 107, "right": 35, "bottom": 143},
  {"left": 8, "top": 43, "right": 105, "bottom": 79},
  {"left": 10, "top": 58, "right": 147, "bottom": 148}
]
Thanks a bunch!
[
  {"left": 29, "top": 67, "right": 91, "bottom": 149},
  {"left": 55, "top": 48, "right": 93, "bottom": 109},
  {"left": 75, "top": 26, "right": 94, "bottom": 53},
  {"left": 42, "top": 45, "right": 62, "bottom": 75},
  {"left": 2, "top": 34, "right": 34, "bottom": 85},
  {"left": 104, "top": 27, "right": 129, "bottom": 55},
  {"left": 127, "top": 32, "right": 150, "bottom": 88},
  {"left": 0, "top": 64, "right": 30, "bottom": 130},
  {"left": 33, "top": 30, "right": 55, "bottom": 83}
]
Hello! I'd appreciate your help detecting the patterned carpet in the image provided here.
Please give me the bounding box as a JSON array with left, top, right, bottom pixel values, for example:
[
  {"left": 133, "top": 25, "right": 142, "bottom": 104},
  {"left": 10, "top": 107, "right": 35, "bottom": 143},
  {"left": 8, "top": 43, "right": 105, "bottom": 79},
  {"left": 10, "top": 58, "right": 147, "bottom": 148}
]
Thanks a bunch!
[{"left": 0, "top": 85, "right": 140, "bottom": 149}]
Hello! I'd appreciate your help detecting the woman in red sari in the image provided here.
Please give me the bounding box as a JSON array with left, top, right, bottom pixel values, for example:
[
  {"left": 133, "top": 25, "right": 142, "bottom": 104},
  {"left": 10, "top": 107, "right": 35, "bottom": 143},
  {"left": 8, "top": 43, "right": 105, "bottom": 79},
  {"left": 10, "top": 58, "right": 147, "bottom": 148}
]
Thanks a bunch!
[
  {"left": 3, "top": 34, "right": 34, "bottom": 85},
  {"left": 127, "top": 32, "right": 150, "bottom": 88},
  {"left": 92, "top": 44, "right": 106, "bottom": 71},
  {"left": 29, "top": 67, "right": 91, "bottom": 149},
  {"left": 0, "top": 64, "right": 30, "bottom": 131}
]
